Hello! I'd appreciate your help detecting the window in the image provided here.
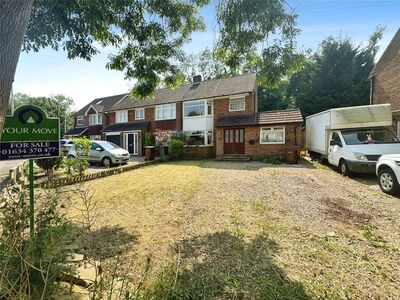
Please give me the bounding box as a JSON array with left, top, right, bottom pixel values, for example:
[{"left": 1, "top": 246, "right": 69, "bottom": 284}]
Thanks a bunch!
[
  {"left": 155, "top": 103, "right": 176, "bottom": 120},
  {"left": 183, "top": 100, "right": 213, "bottom": 117},
  {"left": 184, "top": 130, "right": 213, "bottom": 146},
  {"left": 89, "top": 114, "right": 102, "bottom": 125},
  {"left": 89, "top": 135, "right": 101, "bottom": 140},
  {"left": 76, "top": 116, "right": 84, "bottom": 126},
  {"left": 229, "top": 97, "right": 245, "bottom": 111},
  {"left": 341, "top": 128, "right": 399, "bottom": 145},
  {"left": 260, "top": 126, "right": 285, "bottom": 144},
  {"left": 116, "top": 110, "right": 128, "bottom": 123},
  {"left": 135, "top": 108, "right": 145, "bottom": 120}
]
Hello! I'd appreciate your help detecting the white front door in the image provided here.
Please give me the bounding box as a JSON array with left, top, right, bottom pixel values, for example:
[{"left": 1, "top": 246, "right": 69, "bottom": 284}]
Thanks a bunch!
[
  {"left": 328, "top": 131, "right": 343, "bottom": 166},
  {"left": 124, "top": 132, "right": 139, "bottom": 155}
]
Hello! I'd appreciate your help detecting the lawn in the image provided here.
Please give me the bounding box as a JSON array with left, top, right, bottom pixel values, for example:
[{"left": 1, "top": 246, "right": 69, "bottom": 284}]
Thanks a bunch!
[{"left": 66, "top": 160, "right": 400, "bottom": 299}]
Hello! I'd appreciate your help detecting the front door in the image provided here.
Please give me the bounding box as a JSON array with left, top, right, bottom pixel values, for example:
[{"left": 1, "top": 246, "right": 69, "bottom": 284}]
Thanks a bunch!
[
  {"left": 224, "top": 128, "right": 245, "bottom": 155},
  {"left": 125, "top": 133, "right": 138, "bottom": 155}
]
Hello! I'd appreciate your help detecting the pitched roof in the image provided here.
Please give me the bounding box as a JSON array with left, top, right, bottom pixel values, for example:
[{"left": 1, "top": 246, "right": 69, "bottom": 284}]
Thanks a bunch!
[
  {"left": 216, "top": 109, "right": 303, "bottom": 127},
  {"left": 370, "top": 29, "right": 400, "bottom": 78},
  {"left": 75, "top": 94, "right": 127, "bottom": 116},
  {"left": 110, "top": 73, "right": 256, "bottom": 111},
  {"left": 64, "top": 127, "right": 88, "bottom": 136},
  {"left": 101, "top": 121, "right": 150, "bottom": 133}
]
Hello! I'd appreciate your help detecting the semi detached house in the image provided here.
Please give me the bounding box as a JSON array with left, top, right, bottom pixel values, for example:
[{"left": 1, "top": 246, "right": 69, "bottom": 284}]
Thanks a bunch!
[{"left": 65, "top": 74, "right": 303, "bottom": 160}]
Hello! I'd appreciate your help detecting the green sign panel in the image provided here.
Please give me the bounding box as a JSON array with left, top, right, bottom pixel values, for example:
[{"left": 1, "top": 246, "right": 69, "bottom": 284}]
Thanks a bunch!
[{"left": 0, "top": 105, "right": 60, "bottom": 160}]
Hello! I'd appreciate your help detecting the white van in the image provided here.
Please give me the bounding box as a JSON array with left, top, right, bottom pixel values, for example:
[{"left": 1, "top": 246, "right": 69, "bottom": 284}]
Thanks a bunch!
[{"left": 306, "top": 104, "right": 400, "bottom": 175}]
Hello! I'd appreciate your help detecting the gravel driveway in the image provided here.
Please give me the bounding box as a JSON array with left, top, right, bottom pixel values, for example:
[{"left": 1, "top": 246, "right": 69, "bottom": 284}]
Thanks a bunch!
[{"left": 67, "top": 159, "right": 400, "bottom": 299}]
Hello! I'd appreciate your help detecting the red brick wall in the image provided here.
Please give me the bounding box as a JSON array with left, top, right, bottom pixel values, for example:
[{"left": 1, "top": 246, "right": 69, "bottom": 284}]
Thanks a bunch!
[
  {"left": 214, "top": 94, "right": 255, "bottom": 121},
  {"left": 144, "top": 103, "right": 182, "bottom": 132},
  {"left": 182, "top": 146, "right": 216, "bottom": 159},
  {"left": 216, "top": 122, "right": 302, "bottom": 158}
]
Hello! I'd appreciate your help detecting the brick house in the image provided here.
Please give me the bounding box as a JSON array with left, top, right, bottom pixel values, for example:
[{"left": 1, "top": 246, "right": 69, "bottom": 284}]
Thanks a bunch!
[
  {"left": 66, "top": 74, "right": 303, "bottom": 160},
  {"left": 370, "top": 28, "right": 400, "bottom": 136}
]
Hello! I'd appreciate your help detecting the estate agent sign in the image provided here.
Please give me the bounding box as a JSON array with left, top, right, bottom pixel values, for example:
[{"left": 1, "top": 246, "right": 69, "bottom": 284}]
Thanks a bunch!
[{"left": 0, "top": 105, "right": 60, "bottom": 161}]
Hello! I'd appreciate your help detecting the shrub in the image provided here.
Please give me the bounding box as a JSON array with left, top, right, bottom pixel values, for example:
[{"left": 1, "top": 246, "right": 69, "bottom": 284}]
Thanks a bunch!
[
  {"left": 144, "top": 132, "right": 155, "bottom": 147},
  {"left": 168, "top": 139, "right": 184, "bottom": 160},
  {"left": 262, "top": 155, "right": 284, "bottom": 165},
  {"left": 71, "top": 137, "right": 91, "bottom": 175},
  {"left": 170, "top": 132, "right": 186, "bottom": 143},
  {"left": 35, "top": 155, "right": 63, "bottom": 180}
]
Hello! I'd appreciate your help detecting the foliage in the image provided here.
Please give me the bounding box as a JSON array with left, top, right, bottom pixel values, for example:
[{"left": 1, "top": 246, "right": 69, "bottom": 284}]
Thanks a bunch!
[
  {"left": 35, "top": 155, "right": 63, "bottom": 180},
  {"left": 154, "top": 130, "right": 173, "bottom": 149},
  {"left": 0, "top": 188, "right": 74, "bottom": 299},
  {"left": 169, "top": 139, "right": 185, "bottom": 160},
  {"left": 24, "top": 0, "right": 209, "bottom": 98},
  {"left": 262, "top": 155, "right": 284, "bottom": 165},
  {"left": 258, "top": 83, "right": 294, "bottom": 112},
  {"left": 215, "top": 0, "right": 305, "bottom": 87},
  {"left": 144, "top": 132, "right": 155, "bottom": 147},
  {"left": 288, "top": 27, "right": 384, "bottom": 118},
  {"left": 71, "top": 137, "right": 91, "bottom": 175},
  {"left": 14, "top": 93, "right": 74, "bottom": 136},
  {"left": 171, "top": 132, "right": 187, "bottom": 143}
]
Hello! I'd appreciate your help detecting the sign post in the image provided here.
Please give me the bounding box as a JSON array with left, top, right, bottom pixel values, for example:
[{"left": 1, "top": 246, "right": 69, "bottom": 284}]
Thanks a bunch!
[{"left": 0, "top": 105, "right": 60, "bottom": 237}]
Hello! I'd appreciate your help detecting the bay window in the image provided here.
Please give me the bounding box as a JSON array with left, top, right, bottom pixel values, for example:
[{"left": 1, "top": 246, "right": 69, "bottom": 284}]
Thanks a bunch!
[
  {"left": 135, "top": 108, "right": 144, "bottom": 120},
  {"left": 89, "top": 113, "right": 102, "bottom": 125},
  {"left": 229, "top": 97, "right": 245, "bottom": 111},
  {"left": 260, "top": 126, "right": 285, "bottom": 144},
  {"left": 155, "top": 103, "right": 176, "bottom": 120},
  {"left": 185, "top": 130, "right": 213, "bottom": 146},
  {"left": 183, "top": 100, "right": 213, "bottom": 117},
  {"left": 115, "top": 110, "right": 128, "bottom": 123}
]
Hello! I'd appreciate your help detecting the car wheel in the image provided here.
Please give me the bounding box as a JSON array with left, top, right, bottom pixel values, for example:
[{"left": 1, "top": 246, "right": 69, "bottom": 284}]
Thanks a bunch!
[
  {"left": 339, "top": 159, "right": 350, "bottom": 176},
  {"left": 378, "top": 168, "right": 400, "bottom": 195},
  {"left": 67, "top": 155, "right": 75, "bottom": 159},
  {"left": 102, "top": 157, "right": 112, "bottom": 168}
]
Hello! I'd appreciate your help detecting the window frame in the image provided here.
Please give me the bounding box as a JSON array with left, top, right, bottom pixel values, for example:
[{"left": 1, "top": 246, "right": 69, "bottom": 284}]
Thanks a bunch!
[
  {"left": 229, "top": 97, "right": 245, "bottom": 112},
  {"left": 135, "top": 108, "right": 145, "bottom": 120},
  {"left": 259, "top": 126, "right": 285, "bottom": 145},
  {"left": 155, "top": 103, "right": 176, "bottom": 121},
  {"left": 89, "top": 135, "right": 101, "bottom": 141},
  {"left": 184, "top": 130, "right": 213, "bottom": 147},
  {"left": 115, "top": 110, "right": 128, "bottom": 123},
  {"left": 183, "top": 99, "right": 213, "bottom": 118},
  {"left": 89, "top": 113, "right": 102, "bottom": 125},
  {"left": 76, "top": 116, "right": 84, "bottom": 126}
]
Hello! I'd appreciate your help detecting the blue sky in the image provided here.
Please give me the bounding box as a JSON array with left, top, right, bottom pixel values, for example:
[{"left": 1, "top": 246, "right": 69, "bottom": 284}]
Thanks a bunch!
[{"left": 13, "top": 0, "right": 400, "bottom": 110}]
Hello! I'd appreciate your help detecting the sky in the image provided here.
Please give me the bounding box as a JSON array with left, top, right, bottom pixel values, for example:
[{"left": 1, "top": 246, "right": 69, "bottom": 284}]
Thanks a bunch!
[{"left": 13, "top": 0, "right": 400, "bottom": 111}]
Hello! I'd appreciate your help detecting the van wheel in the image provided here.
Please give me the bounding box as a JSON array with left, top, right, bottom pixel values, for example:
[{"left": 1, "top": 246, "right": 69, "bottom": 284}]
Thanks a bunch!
[
  {"left": 339, "top": 159, "right": 350, "bottom": 176},
  {"left": 102, "top": 157, "right": 112, "bottom": 168},
  {"left": 378, "top": 168, "right": 400, "bottom": 195}
]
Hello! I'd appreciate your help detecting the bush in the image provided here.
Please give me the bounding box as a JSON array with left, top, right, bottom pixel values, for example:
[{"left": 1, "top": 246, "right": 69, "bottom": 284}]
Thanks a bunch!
[
  {"left": 262, "top": 155, "right": 284, "bottom": 165},
  {"left": 170, "top": 132, "right": 186, "bottom": 143},
  {"left": 144, "top": 132, "right": 155, "bottom": 147},
  {"left": 71, "top": 137, "right": 91, "bottom": 175},
  {"left": 168, "top": 139, "right": 184, "bottom": 160},
  {"left": 35, "top": 155, "right": 63, "bottom": 180}
]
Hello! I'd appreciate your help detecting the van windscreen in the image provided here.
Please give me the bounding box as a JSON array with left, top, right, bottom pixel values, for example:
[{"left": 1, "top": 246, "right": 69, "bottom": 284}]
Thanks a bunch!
[{"left": 341, "top": 128, "right": 400, "bottom": 145}]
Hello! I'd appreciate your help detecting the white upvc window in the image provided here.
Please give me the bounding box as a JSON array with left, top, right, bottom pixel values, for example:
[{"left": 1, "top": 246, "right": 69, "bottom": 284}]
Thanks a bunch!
[
  {"left": 184, "top": 130, "right": 213, "bottom": 146},
  {"left": 155, "top": 103, "right": 176, "bottom": 120},
  {"left": 260, "top": 126, "right": 285, "bottom": 144},
  {"left": 183, "top": 99, "right": 213, "bottom": 117},
  {"left": 89, "top": 113, "right": 102, "bottom": 125},
  {"left": 76, "top": 116, "right": 84, "bottom": 126},
  {"left": 115, "top": 110, "right": 128, "bottom": 123},
  {"left": 135, "top": 108, "right": 145, "bottom": 120},
  {"left": 89, "top": 135, "right": 101, "bottom": 140},
  {"left": 229, "top": 97, "right": 245, "bottom": 112}
]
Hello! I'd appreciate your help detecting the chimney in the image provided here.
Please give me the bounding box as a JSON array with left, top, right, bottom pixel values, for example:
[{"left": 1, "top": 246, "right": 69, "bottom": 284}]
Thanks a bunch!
[{"left": 193, "top": 75, "right": 202, "bottom": 84}]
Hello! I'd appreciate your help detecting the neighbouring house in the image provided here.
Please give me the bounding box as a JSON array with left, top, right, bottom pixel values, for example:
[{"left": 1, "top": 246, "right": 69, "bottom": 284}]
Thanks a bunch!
[
  {"left": 370, "top": 28, "right": 400, "bottom": 137},
  {"left": 66, "top": 74, "right": 303, "bottom": 160}
]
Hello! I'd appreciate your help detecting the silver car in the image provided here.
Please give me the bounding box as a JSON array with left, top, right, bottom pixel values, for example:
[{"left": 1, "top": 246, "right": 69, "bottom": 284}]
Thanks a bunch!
[{"left": 67, "top": 140, "right": 130, "bottom": 167}]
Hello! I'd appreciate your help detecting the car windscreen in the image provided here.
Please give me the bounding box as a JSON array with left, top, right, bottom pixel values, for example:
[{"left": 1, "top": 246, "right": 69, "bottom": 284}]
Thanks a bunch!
[
  {"left": 100, "top": 142, "right": 120, "bottom": 150},
  {"left": 341, "top": 128, "right": 400, "bottom": 145}
]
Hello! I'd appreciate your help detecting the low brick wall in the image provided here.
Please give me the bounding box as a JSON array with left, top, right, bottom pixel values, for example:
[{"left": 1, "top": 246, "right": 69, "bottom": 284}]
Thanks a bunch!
[{"left": 39, "top": 160, "right": 160, "bottom": 189}]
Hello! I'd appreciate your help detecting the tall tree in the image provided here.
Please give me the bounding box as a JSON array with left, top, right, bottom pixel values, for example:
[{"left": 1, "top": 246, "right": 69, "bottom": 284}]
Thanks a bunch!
[
  {"left": 13, "top": 93, "right": 74, "bottom": 136},
  {"left": 288, "top": 28, "right": 384, "bottom": 118}
]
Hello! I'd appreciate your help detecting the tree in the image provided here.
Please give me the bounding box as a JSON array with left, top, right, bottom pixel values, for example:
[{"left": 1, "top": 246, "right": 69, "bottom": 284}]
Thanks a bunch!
[
  {"left": 13, "top": 93, "right": 74, "bottom": 136},
  {"left": 288, "top": 27, "right": 384, "bottom": 118}
]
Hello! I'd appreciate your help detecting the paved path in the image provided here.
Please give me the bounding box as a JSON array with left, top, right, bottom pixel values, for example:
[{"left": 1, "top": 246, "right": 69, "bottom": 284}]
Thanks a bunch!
[{"left": 0, "top": 159, "right": 25, "bottom": 176}]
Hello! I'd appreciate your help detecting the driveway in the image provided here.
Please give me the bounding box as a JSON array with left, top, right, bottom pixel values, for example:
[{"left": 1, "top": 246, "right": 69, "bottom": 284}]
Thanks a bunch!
[{"left": 65, "top": 159, "right": 400, "bottom": 299}]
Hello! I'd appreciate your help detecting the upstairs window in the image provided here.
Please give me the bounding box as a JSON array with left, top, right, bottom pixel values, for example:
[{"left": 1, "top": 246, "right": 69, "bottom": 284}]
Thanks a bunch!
[
  {"left": 135, "top": 108, "right": 145, "bottom": 120},
  {"left": 89, "top": 114, "right": 102, "bottom": 125},
  {"left": 260, "top": 126, "right": 285, "bottom": 144},
  {"left": 76, "top": 116, "right": 84, "bottom": 126},
  {"left": 229, "top": 97, "right": 245, "bottom": 112},
  {"left": 183, "top": 100, "right": 213, "bottom": 117},
  {"left": 116, "top": 110, "right": 128, "bottom": 123},
  {"left": 155, "top": 103, "right": 176, "bottom": 120}
]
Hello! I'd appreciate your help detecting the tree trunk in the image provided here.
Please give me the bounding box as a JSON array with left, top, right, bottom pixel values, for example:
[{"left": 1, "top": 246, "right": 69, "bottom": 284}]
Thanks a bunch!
[{"left": 0, "top": 0, "right": 34, "bottom": 135}]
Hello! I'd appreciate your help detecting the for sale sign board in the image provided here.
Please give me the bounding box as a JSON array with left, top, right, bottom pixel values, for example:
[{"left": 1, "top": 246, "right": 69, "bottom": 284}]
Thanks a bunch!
[{"left": 0, "top": 105, "right": 60, "bottom": 160}]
